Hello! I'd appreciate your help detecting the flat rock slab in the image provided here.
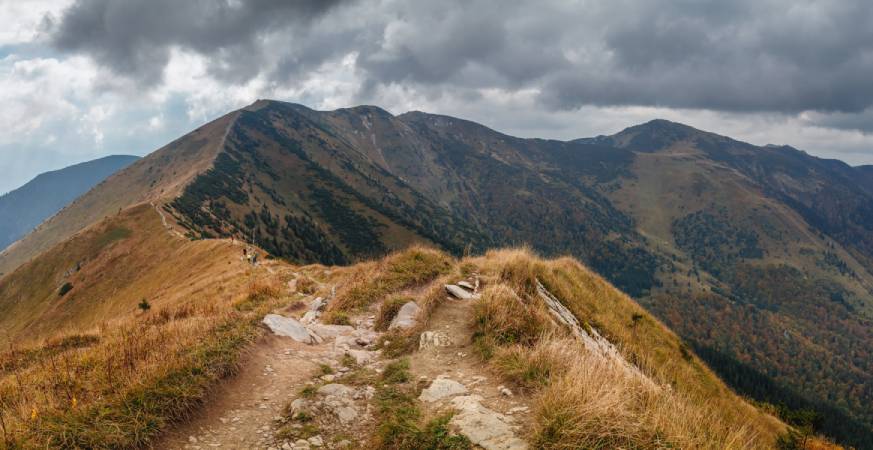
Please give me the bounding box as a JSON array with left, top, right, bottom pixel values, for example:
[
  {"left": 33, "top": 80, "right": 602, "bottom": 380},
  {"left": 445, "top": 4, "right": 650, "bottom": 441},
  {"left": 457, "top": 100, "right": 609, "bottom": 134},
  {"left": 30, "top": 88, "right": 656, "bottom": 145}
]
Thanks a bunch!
[
  {"left": 389, "top": 301, "right": 421, "bottom": 330},
  {"left": 419, "top": 377, "right": 468, "bottom": 402},
  {"left": 457, "top": 281, "right": 475, "bottom": 291},
  {"left": 263, "top": 314, "right": 318, "bottom": 344},
  {"left": 445, "top": 284, "right": 478, "bottom": 300},
  {"left": 450, "top": 395, "right": 528, "bottom": 450}
]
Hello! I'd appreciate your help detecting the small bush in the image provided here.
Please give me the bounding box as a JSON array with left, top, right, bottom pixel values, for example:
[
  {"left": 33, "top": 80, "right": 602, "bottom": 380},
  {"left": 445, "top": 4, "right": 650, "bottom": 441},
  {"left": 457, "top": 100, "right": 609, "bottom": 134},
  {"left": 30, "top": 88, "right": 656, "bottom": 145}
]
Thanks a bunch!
[
  {"left": 138, "top": 299, "right": 152, "bottom": 312},
  {"left": 377, "top": 330, "right": 418, "bottom": 358},
  {"left": 372, "top": 383, "right": 471, "bottom": 450},
  {"left": 58, "top": 282, "right": 73, "bottom": 297},
  {"left": 382, "top": 359, "right": 411, "bottom": 384},
  {"left": 324, "top": 311, "right": 352, "bottom": 326}
]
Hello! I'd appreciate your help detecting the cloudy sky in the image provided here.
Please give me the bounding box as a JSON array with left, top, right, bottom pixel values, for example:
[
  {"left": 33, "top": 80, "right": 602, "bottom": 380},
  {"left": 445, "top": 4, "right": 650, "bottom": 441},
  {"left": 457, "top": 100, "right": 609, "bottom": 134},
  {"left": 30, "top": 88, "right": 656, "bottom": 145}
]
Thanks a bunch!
[{"left": 2, "top": 0, "right": 873, "bottom": 194}]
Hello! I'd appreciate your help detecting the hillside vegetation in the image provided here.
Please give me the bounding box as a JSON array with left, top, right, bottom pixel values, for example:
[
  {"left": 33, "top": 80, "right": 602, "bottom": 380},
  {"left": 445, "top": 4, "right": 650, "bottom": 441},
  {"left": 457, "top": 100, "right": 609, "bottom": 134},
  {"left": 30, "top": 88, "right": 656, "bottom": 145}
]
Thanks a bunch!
[
  {"left": 0, "top": 203, "right": 834, "bottom": 449},
  {"left": 1, "top": 100, "right": 871, "bottom": 445}
]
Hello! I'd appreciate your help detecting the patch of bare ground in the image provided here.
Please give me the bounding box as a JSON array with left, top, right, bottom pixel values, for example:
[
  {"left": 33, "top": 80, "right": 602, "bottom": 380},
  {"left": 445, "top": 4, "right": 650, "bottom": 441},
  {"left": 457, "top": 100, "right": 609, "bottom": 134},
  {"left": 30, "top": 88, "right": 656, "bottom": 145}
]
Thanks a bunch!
[{"left": 156, "top": 335, "right": 322, "bottom": 449}]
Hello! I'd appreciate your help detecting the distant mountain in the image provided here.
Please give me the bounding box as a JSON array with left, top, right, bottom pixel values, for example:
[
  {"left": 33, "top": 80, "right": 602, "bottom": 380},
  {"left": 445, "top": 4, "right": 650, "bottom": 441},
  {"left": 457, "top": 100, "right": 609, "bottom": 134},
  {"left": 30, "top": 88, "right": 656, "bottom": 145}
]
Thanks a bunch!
[
  {"left": 1, "top": 101, "right": 871, "bottom": 446},
  {"left": 0, "top": 155, "right": 138, "bottom": 252}
]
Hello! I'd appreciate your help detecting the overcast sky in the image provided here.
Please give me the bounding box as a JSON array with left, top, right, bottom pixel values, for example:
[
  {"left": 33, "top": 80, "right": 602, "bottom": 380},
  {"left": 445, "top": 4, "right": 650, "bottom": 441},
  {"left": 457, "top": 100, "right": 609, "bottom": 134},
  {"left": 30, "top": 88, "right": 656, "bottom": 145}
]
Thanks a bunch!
[{"left": 2, "top": 0, "right": 873, "bottom": 194}]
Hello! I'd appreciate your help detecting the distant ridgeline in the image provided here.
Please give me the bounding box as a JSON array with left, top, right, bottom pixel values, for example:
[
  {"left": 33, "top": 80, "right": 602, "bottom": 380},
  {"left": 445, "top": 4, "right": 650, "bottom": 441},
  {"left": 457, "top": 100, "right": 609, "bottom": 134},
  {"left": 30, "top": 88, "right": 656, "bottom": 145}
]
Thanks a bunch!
[{"left": 0, "top": 155, "right": 139, "bottom": 254}]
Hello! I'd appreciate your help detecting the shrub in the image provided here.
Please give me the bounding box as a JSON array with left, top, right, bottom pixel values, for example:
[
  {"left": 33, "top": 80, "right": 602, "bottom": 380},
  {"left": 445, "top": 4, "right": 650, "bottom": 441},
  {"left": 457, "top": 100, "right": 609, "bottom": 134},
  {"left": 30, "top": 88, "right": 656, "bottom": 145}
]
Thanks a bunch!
[
  {"left": 381, "top": 359, "right": 411, "bottom": 384},
  {"left": 58, "top": 282, "right": 73, "bottom": 297},
  {"left": 138, "top": 299, "right": 152, "bottom": 312}
]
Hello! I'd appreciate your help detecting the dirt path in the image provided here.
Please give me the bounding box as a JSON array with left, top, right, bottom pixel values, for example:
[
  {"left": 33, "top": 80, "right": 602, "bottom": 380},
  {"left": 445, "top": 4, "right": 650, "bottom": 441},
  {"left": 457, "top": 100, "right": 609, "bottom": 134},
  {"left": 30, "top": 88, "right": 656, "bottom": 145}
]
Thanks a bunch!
[
  {"left": 151, "top": 201, "right": 187, "bottom": 240},
  {"left": 410, "top": 294, "right": 533, "bottom": 449},
  {"left": 158, "top": 277, "right": 532, "bottom": 450},
  {"left": 157, "top": 335, "right": 329, "bottom": 449}
]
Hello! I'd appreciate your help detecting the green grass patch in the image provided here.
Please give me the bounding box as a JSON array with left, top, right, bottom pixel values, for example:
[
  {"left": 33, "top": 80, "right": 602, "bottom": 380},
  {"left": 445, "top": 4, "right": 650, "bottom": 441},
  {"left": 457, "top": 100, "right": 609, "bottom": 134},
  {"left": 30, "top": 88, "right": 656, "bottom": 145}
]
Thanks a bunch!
[
  {"left": 381, "top": 359, "right": 411, "bottom": 384},
  {"left": 372, "top": 383, "right": 471, "bottom": 450}
]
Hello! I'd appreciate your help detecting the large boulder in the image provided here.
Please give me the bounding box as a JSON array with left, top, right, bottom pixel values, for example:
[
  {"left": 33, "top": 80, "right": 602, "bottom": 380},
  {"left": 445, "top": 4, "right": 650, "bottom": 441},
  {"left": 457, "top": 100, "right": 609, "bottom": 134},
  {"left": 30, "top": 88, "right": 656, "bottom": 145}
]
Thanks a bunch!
[
  {"left": 388, "top": 301, "right": 421, "bottom": 330},
  {"left": 263, "top": 314, "right": 318, "bottom": 344}
]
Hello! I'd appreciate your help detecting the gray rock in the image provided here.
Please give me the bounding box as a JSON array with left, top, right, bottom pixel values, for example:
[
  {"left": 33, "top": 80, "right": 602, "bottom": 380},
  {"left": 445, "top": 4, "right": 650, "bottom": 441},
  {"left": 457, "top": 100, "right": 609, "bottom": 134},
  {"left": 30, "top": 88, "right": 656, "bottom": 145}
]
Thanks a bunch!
[
  {"left": 317, "top": 384, "right": 354, "bottom": 397},
  {"left": 308, "top": 435, "right": 324, "bottom": 447},
  {"left": 419, "top": 377, "right": 468, "bottom": 402},
  {"left": 457, "top": 280, "right": 475, "bottom": 291},
  {"left": 450, "top": 395, "right": 528, "bottom": 450},
  {"left": 445, "top": 284, "right": 477, "bottom": 300},
  {"left": 263, "top": 314, "right": 317, "bottom": 344},
  {"left": 309, "top": 297, "right": 326, "bottom": 311},
  {"left": 388, "top": 301, "right": 421, "bottom": 330},
  {"left": 419, "top": 331, "right": 452, "bottom": 350},
  {"left": 346, "top": 349, "right": 379, "bottom": 365},
  {"left": 300, "top": 310, "right": 319, "bottom": 324}
]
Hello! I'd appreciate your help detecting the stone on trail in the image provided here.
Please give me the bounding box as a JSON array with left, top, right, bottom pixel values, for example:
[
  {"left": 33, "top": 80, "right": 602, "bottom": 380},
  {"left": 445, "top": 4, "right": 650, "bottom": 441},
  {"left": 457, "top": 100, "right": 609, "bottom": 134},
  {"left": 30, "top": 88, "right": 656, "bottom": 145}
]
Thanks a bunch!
[
  {"left": 450, "top": 395, "right": 528, "bottom": 450},
  {"left": 419, "top": 377, "right": 468, "bottom": 402},
  {"left": 263, "top": 314, "right": 318, "bottom": 344},
  {"left": 309, "top": 297, "right": 326, "bottom": 311},
  {"left": 388, "top": 301, "right": 421, "bottom": 330},
  {"left": 419, "top": 331, "right": 453, "bottom": 350},
  {"left": 317, "top": 383, "right": 354, "bottom": 397},
  {"left": 445, "top": 284, "right": 477, "bottom": 300},
  {"left": 300, "top": 310, "right": 318, "bottom": 324}
]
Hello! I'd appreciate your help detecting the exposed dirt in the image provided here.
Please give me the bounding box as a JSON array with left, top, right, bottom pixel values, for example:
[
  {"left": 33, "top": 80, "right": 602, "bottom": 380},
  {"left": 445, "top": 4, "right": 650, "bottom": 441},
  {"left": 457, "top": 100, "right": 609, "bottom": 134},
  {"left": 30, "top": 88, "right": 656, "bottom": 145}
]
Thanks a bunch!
[{"left": 157, "top": 335, "right": 325, "bottom": 449}]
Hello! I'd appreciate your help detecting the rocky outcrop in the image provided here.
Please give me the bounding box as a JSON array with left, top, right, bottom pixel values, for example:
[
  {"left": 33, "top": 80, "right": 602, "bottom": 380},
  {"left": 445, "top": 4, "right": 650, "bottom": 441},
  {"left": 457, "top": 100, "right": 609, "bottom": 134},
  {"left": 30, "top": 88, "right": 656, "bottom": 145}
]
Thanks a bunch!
[{"left": 536, "top": 279, "right": 655, "bottom": 387}]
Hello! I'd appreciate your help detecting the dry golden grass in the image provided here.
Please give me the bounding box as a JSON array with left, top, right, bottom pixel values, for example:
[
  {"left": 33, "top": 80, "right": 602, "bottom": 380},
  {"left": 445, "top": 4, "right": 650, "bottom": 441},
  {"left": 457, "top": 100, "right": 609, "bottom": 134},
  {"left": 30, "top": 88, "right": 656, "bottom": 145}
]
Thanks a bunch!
[
  {"left": 326, "top": 245, "right": 452, "bottom": 314},
  {"left": 0, "top": 228, "right": 834, "bottom": 449},
  {"left": 466, "top": 247, "right": 788, "bottom": 449},
  {"left": 0, "top": 274, "right": 283, "bottom": 449}
]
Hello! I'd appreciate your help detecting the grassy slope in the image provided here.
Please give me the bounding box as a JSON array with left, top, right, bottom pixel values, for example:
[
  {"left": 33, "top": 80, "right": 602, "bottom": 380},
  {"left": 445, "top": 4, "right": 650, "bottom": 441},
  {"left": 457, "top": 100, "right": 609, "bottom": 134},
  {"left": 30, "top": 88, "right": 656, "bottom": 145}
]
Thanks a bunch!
[
  {"left": 0, "top": 203, "right": 246, "bottom": 344},
  {"left": 0, "top": 229, "right": 834, "bottom": 449}
]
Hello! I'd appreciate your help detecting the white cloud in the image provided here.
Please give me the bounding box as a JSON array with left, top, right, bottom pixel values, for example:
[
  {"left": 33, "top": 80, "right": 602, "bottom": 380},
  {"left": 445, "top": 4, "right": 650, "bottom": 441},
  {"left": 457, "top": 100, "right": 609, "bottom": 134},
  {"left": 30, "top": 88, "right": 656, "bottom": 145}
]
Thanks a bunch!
[{"left": 0, "top": 0, "right": 72, "bottom": 46}]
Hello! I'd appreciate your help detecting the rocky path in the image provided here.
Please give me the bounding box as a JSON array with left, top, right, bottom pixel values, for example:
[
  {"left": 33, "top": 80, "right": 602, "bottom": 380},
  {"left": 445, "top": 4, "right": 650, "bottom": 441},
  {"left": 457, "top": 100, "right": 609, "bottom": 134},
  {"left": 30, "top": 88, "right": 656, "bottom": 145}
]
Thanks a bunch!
[
  {"left": 410, "top": 290, "right": 532, "bottom": 450},
  {"left": 158, "top": 274, "right": 532, "bottom": 449}
]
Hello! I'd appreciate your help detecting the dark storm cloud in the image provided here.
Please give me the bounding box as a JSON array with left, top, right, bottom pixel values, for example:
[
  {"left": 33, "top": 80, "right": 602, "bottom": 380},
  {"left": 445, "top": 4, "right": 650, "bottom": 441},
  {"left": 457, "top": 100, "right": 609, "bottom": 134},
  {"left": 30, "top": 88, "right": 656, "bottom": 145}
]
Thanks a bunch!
[
  {"left": 49, "top": 0, "right": 346, "bottom": 85},
  {"left": 48, "top": 0, "right": 873, "bottom": 124}
]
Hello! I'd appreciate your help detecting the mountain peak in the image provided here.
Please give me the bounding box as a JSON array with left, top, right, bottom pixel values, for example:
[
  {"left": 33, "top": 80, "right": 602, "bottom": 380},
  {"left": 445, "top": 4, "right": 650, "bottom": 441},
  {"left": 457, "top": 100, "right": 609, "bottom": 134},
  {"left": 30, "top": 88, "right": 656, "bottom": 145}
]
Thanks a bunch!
[{"left": 607, "top": 118, "right": 718, "bottom": 151}]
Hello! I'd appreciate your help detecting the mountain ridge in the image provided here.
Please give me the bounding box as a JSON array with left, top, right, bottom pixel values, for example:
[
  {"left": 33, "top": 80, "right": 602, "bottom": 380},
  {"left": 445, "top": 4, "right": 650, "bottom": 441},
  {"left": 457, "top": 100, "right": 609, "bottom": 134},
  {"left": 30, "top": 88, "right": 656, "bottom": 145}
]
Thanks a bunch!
[{"left": 1, "top": 99, "right": 872, "bottom": 446}]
